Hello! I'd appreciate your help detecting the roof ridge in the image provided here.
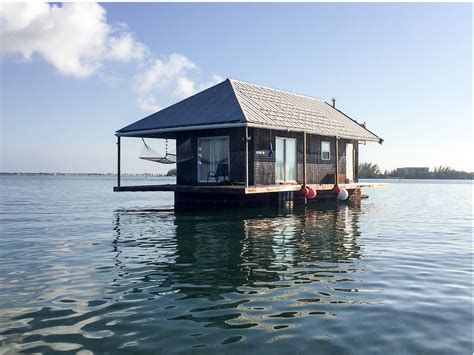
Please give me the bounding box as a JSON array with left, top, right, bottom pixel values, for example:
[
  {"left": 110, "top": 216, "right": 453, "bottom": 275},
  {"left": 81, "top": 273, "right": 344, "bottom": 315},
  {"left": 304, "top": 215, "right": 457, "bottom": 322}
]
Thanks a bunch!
[
  {"left": 227, "top": 78, "right": 325, "bottom": 102},
  {"left": 225, "top": 79, "right": 248, "bottom": 124}
]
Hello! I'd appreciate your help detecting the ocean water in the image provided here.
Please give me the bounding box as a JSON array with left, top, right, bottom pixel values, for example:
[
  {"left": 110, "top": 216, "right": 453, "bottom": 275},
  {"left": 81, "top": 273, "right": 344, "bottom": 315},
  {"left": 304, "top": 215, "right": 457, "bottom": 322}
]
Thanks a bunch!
[{"left": 0, "top": 176, "right": 472, "bottom": 354}]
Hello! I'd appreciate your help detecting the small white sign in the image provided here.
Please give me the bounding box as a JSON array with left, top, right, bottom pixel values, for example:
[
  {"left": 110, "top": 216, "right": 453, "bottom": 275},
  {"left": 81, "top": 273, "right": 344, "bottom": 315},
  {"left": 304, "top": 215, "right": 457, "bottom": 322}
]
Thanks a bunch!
[{"left": 256, "top": 150, "right": 267, "bottom": 155}]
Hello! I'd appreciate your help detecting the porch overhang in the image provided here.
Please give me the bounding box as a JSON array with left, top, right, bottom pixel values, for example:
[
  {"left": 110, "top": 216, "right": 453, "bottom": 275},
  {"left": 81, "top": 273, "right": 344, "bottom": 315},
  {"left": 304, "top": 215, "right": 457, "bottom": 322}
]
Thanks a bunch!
[{"left": 115, "top": 122, "right": 246, "bottom": 138}]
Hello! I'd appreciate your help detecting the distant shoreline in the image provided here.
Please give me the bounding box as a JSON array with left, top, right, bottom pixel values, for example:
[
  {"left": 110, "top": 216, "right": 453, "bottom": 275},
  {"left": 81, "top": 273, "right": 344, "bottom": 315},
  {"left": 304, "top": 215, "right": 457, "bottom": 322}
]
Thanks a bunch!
[
  {"left": 0, "top": 172, "right": 173, "bottom": 177},
  {"left": 0, "top": 172, "right": 470, "bottom": 180},
  {"left": 361, "top": 177, "right": 473, "bottom": 181}
]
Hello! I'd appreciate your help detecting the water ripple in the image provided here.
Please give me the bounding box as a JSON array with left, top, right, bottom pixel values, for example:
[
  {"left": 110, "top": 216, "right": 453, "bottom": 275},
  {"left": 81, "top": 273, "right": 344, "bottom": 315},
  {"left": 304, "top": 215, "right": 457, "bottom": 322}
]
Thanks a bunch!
[{"left": 0, "top": 176, "right": 472, "bottom": 353}]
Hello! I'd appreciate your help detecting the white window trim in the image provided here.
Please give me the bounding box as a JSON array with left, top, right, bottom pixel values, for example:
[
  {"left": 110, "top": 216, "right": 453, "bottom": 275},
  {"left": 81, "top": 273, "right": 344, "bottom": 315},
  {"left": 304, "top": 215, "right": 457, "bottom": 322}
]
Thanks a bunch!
[
  {"left": 321, "top": 141, "right": 331, "bottom": 161},
  {"left": 275, "top": 136, "right": 297, "bottom": 183},
  {"left": 197, "top": 135, "right": 230, "bottom": 183}
]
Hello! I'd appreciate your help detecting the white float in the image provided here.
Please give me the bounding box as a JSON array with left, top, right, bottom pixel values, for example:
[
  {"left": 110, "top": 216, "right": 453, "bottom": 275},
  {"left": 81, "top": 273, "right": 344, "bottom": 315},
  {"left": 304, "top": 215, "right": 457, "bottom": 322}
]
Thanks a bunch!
[{"left": 337, "top": 188, "right": 349, "bottom": 201}]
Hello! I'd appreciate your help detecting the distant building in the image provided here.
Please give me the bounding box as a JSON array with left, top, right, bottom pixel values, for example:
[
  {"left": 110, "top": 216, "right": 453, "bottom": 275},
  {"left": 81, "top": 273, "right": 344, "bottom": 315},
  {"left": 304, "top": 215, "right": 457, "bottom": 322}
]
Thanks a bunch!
[{"left": 396, "top": 167, "right": 429, "bottom": 175}]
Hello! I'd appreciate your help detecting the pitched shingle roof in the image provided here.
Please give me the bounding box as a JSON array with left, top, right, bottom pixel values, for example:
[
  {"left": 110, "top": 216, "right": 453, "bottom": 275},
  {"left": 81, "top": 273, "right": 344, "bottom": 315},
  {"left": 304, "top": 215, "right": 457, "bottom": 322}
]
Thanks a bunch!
[{"left": 117, "top": 78, "right": 381, "bottom": 143}]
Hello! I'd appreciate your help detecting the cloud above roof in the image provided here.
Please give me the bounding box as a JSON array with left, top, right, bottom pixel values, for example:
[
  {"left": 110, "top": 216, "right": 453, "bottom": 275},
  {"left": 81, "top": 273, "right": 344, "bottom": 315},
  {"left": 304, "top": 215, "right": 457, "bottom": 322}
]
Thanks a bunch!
[
  {"left": 0, "top": 3, "right": 145, "bottom": 77},
  {"left": 0, "top": 2, "right": 220, "bottom": 112}
]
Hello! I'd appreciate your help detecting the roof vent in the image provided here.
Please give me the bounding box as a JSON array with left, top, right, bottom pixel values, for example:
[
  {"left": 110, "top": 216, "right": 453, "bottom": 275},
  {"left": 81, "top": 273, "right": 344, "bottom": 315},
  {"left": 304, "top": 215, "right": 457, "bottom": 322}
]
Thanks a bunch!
[{"left": 332, "top": 98, "right": 336, "bottom": 108}]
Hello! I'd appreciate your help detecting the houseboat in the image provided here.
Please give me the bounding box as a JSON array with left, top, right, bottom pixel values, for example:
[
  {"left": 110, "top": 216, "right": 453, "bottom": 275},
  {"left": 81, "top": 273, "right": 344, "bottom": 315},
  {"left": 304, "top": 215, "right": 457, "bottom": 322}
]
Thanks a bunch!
[{"left": 114, "top": 78, "right": 382, "bottom": 210}]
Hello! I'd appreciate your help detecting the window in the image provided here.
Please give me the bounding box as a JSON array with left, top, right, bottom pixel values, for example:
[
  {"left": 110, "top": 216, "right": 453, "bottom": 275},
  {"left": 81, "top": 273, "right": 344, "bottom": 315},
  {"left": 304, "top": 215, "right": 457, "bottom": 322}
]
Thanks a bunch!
[
  {"left": 275, "top": 137, "right": 297, "bottom": 182},
  {"left": 321, "top": 141, "right": 331, "bottom": 160},
  {"left": 197, "top": 136, "right": 229, "bottom": 182}
]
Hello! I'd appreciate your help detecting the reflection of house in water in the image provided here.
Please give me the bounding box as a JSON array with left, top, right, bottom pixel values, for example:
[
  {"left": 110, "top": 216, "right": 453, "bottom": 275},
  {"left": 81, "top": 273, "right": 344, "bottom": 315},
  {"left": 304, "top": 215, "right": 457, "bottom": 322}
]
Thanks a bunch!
[
  {"left": 300, "top": 203, "right": 362, "bottom": 263},
  {"left": 112, "top": 202, "right": 362, "bottom": 303},
  {"left": 111, "top": 204, "right": 365, "bottom": 331}
]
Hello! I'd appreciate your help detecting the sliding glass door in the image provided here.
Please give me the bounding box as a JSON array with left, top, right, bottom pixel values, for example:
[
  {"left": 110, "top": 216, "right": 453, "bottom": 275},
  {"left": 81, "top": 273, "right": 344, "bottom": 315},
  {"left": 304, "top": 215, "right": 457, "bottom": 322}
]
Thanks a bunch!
[
  {"left": 197, "top": 136, "right": 229, "bottom": 182},
  {"left": 275, "top": 137, "right": 297, "bottom": 183},
  {"left": 346, "top": 143, "right": 354, "bottom": 182}
]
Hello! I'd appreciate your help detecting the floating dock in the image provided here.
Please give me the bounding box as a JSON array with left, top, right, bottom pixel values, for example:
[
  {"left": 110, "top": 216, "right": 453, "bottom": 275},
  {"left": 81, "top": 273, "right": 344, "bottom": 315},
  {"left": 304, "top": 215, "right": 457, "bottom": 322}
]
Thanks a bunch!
[
  {"left": 114, "top": 182, "right": 383, "bottom": 194},
  {"left": 114, "top": 182, "right": 385, "bottom": 210}
]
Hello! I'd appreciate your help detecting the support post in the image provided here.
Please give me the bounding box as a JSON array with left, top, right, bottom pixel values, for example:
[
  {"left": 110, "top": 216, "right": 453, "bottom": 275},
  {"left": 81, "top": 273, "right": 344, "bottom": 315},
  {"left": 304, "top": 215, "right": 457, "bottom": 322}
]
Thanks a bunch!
[
  {"left": 352, "top": 142, "right": 356, "bottom": 183},
  {"left": 117, "top": 136, "right": 121, "bottom": 187},
  {"left": 303, "top": 131, "right": 307, "bottom": 187},
  {"left": 303, "top": 131, "right": 307, "bottom": 204},
  {"left": 245, "top": 127, "right": 249, "bottom": 188},
  {"left": 335, "top": 137, "right": 339, "bottom": 186},
  {"left": 354, "top": 141, "right": 359, "bottom": 182}
]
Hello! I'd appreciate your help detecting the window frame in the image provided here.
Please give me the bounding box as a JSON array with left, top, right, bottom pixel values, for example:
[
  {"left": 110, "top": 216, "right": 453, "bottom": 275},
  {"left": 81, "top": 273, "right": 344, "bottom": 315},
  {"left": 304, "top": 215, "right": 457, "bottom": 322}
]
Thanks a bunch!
[
  {"left": 321, "top": 141, "right": 331, "bottom": 161},
  {"left": 197, "top": 136, "right": 230, "bottom": 183}
]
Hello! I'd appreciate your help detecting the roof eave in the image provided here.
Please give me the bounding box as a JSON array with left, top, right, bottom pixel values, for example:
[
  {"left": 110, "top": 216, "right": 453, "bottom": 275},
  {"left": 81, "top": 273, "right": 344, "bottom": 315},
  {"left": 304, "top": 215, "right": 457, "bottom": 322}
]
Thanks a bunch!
[
  {"left": 245, "top": 122, "right": 381, "bottom": 143},
  {"left": 115, "top": 122, "right": 247, "bottom": 137},
  {"left": 116, "top": 121, "right": 381, "bottom": 142}
]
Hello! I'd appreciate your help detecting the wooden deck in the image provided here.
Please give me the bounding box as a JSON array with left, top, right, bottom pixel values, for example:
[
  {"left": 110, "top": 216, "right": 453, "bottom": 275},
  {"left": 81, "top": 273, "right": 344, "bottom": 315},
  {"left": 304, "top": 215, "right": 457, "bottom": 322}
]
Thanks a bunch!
[{"left": 114, "top": 182, "right": 385, "bottom": 194}]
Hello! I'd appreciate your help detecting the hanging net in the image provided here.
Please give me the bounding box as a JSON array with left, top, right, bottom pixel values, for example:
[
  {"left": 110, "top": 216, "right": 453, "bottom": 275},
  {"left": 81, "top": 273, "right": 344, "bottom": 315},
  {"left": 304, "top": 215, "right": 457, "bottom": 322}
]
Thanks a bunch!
[{"left": 139, "top": 138, "right": 193, "bottom": 164}]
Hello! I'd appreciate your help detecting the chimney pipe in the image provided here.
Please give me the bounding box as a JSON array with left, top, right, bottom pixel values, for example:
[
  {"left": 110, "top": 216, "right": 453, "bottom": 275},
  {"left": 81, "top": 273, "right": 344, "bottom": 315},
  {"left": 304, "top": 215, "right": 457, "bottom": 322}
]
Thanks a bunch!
[{"left": 332, "top": 98, "right": 336, "bottom": 108}]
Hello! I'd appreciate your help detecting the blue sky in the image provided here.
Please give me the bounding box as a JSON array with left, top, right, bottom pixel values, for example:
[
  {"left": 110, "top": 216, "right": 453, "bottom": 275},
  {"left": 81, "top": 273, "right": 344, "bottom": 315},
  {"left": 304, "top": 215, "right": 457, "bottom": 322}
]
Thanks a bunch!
[{"left": 1, "top": 3, "right": 472, "bottom": 173}]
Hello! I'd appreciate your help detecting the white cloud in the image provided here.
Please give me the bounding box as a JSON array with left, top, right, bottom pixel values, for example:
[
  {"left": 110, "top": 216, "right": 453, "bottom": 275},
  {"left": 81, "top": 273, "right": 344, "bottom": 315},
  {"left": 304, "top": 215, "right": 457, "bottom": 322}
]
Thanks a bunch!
[
  {"left": 0, "top": 2, "right": 146, "bottom": 78},
  {"left": 173, "top": 76, "right": 196, "bottom": 99},
  {"left": 0, "top": 2, "right": 224, "bottom": 112},
  {"left": 134, "top": 53, "right": 198, "bottom": 112},
  {"left": 137, "top": 95, "right": 160, "bottom": 113},
  {"left": 0, "top": 3, "right": 49, "bottom": 32},
  {"left": 135, "top": 53, "right": 196, "bottom": 94},
  {"left": 107, "top": 32, "right": 147, "bottom": 62},
  {"left": 134, "top": 55, "right": 224, "bottom": 112}
]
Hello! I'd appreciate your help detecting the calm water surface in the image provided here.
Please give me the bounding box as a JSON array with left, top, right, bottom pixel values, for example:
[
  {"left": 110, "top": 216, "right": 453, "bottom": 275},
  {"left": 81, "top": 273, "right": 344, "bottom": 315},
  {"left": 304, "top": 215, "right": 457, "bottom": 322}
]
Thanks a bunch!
[{"left": 0, "top": 176, "right": 472, "bottom": 354}]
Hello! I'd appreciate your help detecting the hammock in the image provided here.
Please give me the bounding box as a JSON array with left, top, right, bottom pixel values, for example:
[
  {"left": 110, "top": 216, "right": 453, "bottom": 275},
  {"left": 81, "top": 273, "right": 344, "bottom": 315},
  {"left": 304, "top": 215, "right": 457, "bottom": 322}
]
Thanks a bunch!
[{"left": 139, "top": 138, "right": 192, "bottom": 164}]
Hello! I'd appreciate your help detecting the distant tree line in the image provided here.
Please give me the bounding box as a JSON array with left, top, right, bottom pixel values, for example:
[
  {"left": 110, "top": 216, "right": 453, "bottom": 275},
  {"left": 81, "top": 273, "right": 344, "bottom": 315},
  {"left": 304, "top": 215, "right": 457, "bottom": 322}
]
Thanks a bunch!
[
  {"left": 359, "top": 163, "right": 473, "bottom": 180},
  {"left": 166, "top": 168, "right": 177, "bottom": 176}
]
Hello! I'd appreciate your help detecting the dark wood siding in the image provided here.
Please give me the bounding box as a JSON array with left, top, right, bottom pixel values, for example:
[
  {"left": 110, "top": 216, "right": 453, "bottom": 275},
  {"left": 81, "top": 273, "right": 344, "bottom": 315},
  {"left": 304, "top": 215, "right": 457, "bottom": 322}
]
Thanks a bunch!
[
  {"left": 252, "top": 128, "right": 357, "bottom": 185},
  {"left": 252, "top": 128, "right": 304, "bottom": 185},
  {"left": 176, "top": 127, "right": 246, "bottom": 185},
  {"left": 176, "top": 127, "right": 358, "bottom": 186}
]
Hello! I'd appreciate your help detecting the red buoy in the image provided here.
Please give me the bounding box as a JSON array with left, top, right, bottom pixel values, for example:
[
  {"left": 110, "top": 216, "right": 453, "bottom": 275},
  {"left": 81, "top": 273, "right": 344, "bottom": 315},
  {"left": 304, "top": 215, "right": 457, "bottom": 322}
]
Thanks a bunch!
[
  {"left": 306, "top": 186, "right": 317, "bottom": 199},
  {"left": 333, "top": 185, "right": 341, "bottom": 195},
  {"left": 301, "top": 187, "right": 309, "bottom": 197}
]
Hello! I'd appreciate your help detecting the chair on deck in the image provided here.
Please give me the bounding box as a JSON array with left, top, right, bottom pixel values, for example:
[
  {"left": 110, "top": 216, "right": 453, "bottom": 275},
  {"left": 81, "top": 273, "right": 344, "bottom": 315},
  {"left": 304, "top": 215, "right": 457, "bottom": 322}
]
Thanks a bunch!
[{"left": 207, "top": 163, "right": 229, "bottom": 183}]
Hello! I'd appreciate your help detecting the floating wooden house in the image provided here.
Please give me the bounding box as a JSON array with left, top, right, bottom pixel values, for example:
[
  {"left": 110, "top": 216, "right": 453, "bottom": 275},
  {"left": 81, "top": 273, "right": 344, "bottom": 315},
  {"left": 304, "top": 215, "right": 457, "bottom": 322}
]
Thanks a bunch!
[{"left": 114, "top": 79, "right": 382, "bottom": 209}]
